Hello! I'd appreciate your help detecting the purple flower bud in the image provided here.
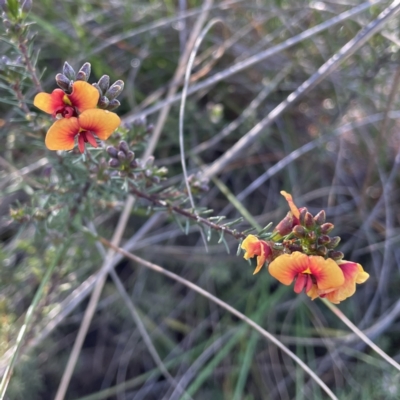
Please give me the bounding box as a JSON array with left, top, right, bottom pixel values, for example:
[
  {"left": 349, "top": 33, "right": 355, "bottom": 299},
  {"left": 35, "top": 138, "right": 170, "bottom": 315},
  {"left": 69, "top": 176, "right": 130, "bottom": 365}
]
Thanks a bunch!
[
  {"left": 76, "top": 62, "right": 91, "bottom": 81},
  {"left": 118, "top": 140, "right": 129, "bottom": 154},
  {"left": 98, "top": 96, "right": 109, "bottom": 109},
  {"left": 55, "top": 73, "right": 71, "bottom": 91},
  {"left": 98, "top": 75, "right": 110, "bottom": 94},
  {"left": 105, "top": 80, "right": 124, "bottom": 100},
  {"left": 314, "top": 210, "right": 326, "bottom": 225},
  {"left": 107, "top": 99, "right": 120, "bottom": 111},
  {"left": 106, "top": 146, "right": 119, "bottom": 158},
  {"left": 326, "top": 236, "right": 340, "bottom": 249},
  {"left": 108, "top": 159, "right": 120, "bottom": 168},
  {"left": 63, "top": 62, "right": 76, "bottom": 81},
  {"left": 320, "top": 223, "right": 334, "bottom": 234},
  {"left": 117, "top": 151, "right": 126, "bottom": 161}
]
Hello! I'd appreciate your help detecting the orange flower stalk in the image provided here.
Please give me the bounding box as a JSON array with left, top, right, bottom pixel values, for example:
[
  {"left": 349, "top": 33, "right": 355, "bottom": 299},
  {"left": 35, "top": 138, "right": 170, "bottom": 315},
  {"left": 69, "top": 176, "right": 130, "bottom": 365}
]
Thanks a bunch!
[
  {"left": 241, "top": 235, "right": 273, "bottom": 274},
  {"left": 34, "top": 81, "right": 99, "bottom": 118},
  {"left": 45, "top": 109, "right": 120, "bottom": 153},
  {"left": 34, "top": 81, "right": 120, "bottom": 152},
  {"left": 268, "top": 252, "right": 345, "bottom": 298},
  {"left": 319, "top": 261, "right": 369, "bottom": 304}
]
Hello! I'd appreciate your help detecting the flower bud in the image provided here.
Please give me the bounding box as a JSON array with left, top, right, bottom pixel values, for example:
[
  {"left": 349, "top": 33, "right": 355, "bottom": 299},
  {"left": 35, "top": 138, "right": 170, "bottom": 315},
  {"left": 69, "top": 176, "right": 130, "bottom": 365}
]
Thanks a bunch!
[
  {"left": 117, "top": 151, "right": 126, "bottom": 161},
  {"left": 146, "top": 124, "right": 154, "bottom": 133},
  {"left": 63, "top": 62, "right": 76, "bottom": 81},
  {"left": 108, "top": 159, "right": 120, "bottom": 168},
  {"left": 98, "top": 96, "right": 109, "bottom": 109},
  {"left": 92, "top": 83, "right": 102, "bottom": 96},
  {"left": 287, "top": 243, "right": 302, "bottom": 252},
  {"left": 292, "top": 225, "right": 306, "bottom": 238},
  {"left": 106, "top": 146, "right": 118, "bottom": 158},
  {"left": 98, "top": 75, "right": 110, "bottom": 94},
  {"left": 314, "top": 210, "right": 326, "bottom": 225},
  {"left": 317, "top": 235, "right": 330, "bottom": 245},
  {"left": 328, "top": 250, "right": 344, "bottom": 261},
  {"left": 307, "top": 231, "right": 316, "bottom": 242},
  {"left": 316, "top": 246, "right": 327, "bottom": 256},
  {"left": 304, "top": 212, "right": 315, "bottom": 229},
  {"left": 76, "top": 62, "right": 91, "bottom": 81},
  {"left": 107, "top": 99, "right": 120, "bottom": 111},
  {"left": 326, "top": 236, "right": 340, "bottom": 249},
  {"left": 130, "top": 160, "right": 138, "bottom": 168},
  {"left": 309, "top": 244, "right": 317, "bottom": 252},
  {"left": 126, "top": 151, "right": 135, "bottom": 161},
  {"left": 320, "top": 223, "right": 334, "bottom": 234},
  {"left": 105, "top": 80, "right": 124, "bottom": 100},
  {"left": 55, "top": 73, "right": 71, "bottom": 91},
  {"left": 299, "top": 208, "right": 308, "bottom": 226},
  {"left": 273, "top": 213, "right": 294, "bottom": 239},
  {"left": 118, "top": 140, "right": 129, "bottom": 154}
]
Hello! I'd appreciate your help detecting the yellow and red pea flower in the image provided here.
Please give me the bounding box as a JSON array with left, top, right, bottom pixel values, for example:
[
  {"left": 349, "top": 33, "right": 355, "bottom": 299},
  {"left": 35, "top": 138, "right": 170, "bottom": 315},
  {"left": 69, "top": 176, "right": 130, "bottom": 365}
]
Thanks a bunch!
[
  {"left": 318, "top": 260, "right": 369, "bottom": 304},
  {"left": 241, "top": 234, "right": 273, "bottom": 275},
  {"left": 45, "top": 109, "right": 121, "bottom": 153},
  {"left": 268, "top": 252, "right": 345, "bottom": 299},
  {"left": 34, "top": 81, "right": 120, "bottom": 153},
  {"left": 241, "top": 191, "right": 370, "bottom": 303}
]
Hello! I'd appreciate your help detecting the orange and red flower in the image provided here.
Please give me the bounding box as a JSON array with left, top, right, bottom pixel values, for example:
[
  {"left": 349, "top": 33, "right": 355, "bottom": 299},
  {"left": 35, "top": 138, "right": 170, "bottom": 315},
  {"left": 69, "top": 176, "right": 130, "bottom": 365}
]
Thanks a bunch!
[
  {"left": 268, "top": 252, "right": 345, "bottom": 298},
  {"left": 34, "top": 81, "right": 99, "bottom": 118},
  {"left": 45, "top": 109, "right": 120, "bottom": 153},
  {"left": 241, "top": 235, "right": 273, "bottom": 274},
  {"left": 318, "top": 261, "right": 369, "bottom": 304},
  {"left": 34, "top": 81, "right": 120, "bottom": 153}
]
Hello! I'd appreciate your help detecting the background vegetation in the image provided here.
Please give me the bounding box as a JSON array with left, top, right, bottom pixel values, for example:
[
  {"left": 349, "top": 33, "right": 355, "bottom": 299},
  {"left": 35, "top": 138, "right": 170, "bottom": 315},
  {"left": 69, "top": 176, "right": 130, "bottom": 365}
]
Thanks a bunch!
[{"left": 1, "top": 0, "right": 400, "bottom": 399}]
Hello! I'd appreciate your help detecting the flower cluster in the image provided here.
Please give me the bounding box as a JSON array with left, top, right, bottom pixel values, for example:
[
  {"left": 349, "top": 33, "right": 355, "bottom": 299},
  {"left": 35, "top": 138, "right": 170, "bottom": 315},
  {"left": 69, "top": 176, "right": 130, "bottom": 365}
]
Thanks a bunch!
[
  {"left": 34, "top": 62, "right": 122, "bottom": 153},
  {"left": 241, "top": 192, "right": 369, "bottom": 303}
]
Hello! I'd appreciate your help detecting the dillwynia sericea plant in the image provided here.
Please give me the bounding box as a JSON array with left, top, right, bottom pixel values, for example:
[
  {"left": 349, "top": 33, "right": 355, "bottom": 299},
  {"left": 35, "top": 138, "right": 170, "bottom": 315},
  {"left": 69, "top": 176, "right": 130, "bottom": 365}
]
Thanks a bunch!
[{"left": 31, "top": 62, "right": 369, "bottom": 305}]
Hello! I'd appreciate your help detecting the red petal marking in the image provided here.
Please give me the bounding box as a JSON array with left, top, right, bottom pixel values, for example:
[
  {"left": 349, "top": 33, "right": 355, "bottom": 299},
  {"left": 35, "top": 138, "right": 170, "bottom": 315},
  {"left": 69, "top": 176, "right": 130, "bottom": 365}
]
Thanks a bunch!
[
  {"left": 78, "top": 109, "right": 120, "bottom": 140},
  {"left": 68, "top": 81, "right": 100, "bottom": 112},
  {"left": 45, "top": 118, "right": 80, "bottom": 151},
  {"left": 294, "top": 274, "right": 307, "bottom": 293},
  {"left": 78, "top": 134, "right": 85, "bottom": 153},
  {"left": 308, "top": 256, "right": 345, "bottom": 291},
  {"left": 84, "top": 131, "right": 98, "bottom": 148},
  {"left": 34, "top": 89, "right": 65, "bottom": 114}
]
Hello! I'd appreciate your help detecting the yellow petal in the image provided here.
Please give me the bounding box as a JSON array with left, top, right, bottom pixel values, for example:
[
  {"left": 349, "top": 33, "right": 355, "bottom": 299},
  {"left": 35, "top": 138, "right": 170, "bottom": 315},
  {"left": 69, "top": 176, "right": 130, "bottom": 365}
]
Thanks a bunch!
[
  {"left": 268, "top": 252, "right": 310, "bottom": 285},
  {"left": 78, "top": 109, "right": 120, "bottom": 140},
  {"left": 45, "top": 118, "right": 79, "bottom": 150},
  {"left": 68, "top": 81, "right": 100, "bottom": 111}
]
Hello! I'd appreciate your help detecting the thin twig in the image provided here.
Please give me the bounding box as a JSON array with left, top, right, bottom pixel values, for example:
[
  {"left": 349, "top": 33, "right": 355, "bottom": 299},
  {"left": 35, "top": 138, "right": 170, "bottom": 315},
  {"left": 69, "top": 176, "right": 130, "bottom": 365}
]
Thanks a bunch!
[{"left": 322, "top": 299, "right": 400, "bottom": 372}]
